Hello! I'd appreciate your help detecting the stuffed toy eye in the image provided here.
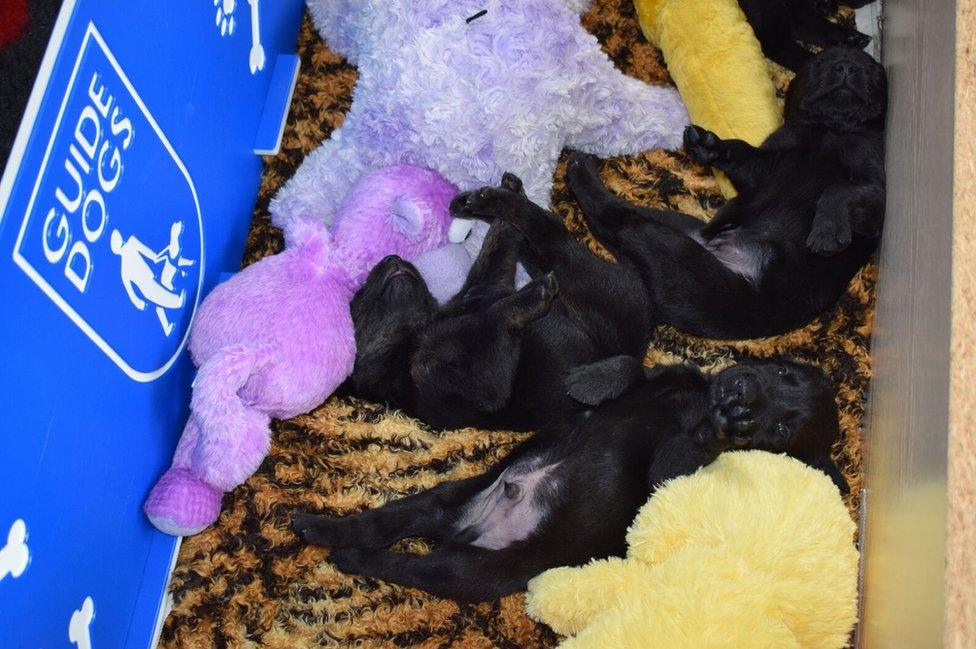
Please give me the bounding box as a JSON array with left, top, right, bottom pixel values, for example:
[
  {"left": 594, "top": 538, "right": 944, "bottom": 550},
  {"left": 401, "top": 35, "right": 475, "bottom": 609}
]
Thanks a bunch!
[{"left": 776, "top": 365, "right": 789, "bottom": 377}]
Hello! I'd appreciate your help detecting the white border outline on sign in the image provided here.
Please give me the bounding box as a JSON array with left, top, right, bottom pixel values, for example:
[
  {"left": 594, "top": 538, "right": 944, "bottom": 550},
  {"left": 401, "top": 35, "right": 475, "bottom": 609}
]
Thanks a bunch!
[{"left": 8, "top": 22, "right": 205, "bottom": 383}]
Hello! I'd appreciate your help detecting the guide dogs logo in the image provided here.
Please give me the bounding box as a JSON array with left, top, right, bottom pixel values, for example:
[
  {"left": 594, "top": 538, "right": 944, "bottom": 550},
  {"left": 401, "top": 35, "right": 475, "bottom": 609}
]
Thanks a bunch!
[{"left": 13, "top": 23, "right": 204, "bottom": 382}]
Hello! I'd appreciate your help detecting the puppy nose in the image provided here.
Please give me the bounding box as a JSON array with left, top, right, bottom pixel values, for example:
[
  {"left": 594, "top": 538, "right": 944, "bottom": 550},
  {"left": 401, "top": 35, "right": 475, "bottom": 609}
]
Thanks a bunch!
[
  {"left": 380, "top": 254, "right": 402, "bottom": 266},
  {"left": 833, "top": 61, "right": 857, "bottom": 78}
]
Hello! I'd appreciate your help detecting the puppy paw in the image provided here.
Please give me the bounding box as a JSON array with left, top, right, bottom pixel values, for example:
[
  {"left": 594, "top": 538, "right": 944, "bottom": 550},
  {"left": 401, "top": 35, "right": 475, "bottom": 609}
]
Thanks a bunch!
[
  {"left": 450, "top": 186, "right": 526, "bottom": 221},
  {"left": 683, "top": 125, "right": 725, "bottom": 166},
  {"left": 565, "top": 356, "right": 643, "bottom": 407},
  {"left": 806, "top": 216, "right": 852, "bottom": 256},
  {"left": 847, "top": 31, "right": 872, "bottom": 49},
  {"left": 565, "top": 366, "right": 608, "bottom": 407},
  {"left": 497, "top": 272, "right": 559, "bottom": 328},
  {"left": 329, "top": 547, "right": 369, "bottom": 575},
  {"left": 328, "top": 548, "right": 388, "bottom": 576},
  {"left": 814, "top": 0, "right": 839, "bottom": 16},
  {"left": 566, "top": 151, "right": 601, "bottom": 184},
  {"left": 292, "top": 512, "right": 354, "bottom": 548},
  {"left": 711, "top": 379, "right": 759, "bottom": 446},
  {"left": 830, "top": 28, "right": 871, "bottom": 49}
]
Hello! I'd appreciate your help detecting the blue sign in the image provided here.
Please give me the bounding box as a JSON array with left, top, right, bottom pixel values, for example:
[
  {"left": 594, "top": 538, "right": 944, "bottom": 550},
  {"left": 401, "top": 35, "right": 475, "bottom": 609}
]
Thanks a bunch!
[
  {"left": 13, "top": 24, "right": 204, "bottom": 380},
  {"left": 0, "top": 0, "right": 302, "bottom": 647}
]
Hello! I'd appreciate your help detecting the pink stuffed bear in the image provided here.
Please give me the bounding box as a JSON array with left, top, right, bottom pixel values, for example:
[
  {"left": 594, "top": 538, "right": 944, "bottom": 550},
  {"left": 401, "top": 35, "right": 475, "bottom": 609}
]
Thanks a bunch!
[{"left": 144, "top": 166, "right": 457, "bottom": 536}]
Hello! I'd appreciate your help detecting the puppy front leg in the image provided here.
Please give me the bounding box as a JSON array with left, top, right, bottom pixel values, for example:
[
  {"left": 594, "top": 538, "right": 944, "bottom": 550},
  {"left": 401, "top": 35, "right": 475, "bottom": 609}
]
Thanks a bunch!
[
  {"left": 848, "top": 183, "right": 885, "bottom": 240},
  {"left": 565, "top": 355, "right": 647, "bottom": 407},
  {"left": 453, "top": 185, "right": 575, "bottom": 267},
  {"left": 329, "top": 543, "right": 550, "bottom": 602},
  {"left": 646, "top": 433, "right": 719, "bottom": 493},
  {"left": 293, "top": 471, "right": 499, "bottom": 549},
  {"left": 442, "top": 221, "right": 524, "bottom": 316},
  {"left": 763, "top": 38, "right": 815, "bottom": 72},
  {"left": 790, "top": 6, "right": 872, "bottom": 49},
  {"left": 807, "top": 182, "right": 884, "bottom": 255},
  {"left": 566, "top": 359, "right": 709, "bottom": 408}
]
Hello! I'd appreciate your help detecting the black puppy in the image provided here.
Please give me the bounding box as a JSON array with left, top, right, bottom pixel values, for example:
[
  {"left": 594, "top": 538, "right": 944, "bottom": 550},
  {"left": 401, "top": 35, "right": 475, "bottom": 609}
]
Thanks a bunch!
[
  {"left": 348, "top": 174, "right": 651, "bottom": 431},
  {"left": 738, "top": 0, "right": 874, "bottom": 70},
  {"left": 563, "top": 46, "right": 886, "bottom": 340},
  {"left": 294, "top": 358, "right": 847, "bottom": 602}
]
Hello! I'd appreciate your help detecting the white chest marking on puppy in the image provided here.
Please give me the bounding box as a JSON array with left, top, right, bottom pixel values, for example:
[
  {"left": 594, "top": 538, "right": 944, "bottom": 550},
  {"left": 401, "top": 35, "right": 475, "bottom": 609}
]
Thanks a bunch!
[
  {"left": 704, "top": 231, "right": 767, "bottom": 286},
  {"left": 69, "top": 597, "right": 95, "bottom": 649},
  {"left": 0, "top": 519, "right": 29, "bottom": 581}
]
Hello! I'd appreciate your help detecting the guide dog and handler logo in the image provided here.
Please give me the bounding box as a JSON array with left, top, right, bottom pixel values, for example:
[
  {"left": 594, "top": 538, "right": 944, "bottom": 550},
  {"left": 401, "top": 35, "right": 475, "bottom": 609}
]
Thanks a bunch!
[{"left": 13, "top": 23, "right": 204, "bottom": 382}]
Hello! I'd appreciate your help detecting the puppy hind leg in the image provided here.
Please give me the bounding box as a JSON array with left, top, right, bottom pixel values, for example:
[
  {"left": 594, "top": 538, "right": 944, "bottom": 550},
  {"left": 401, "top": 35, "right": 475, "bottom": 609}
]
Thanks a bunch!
[
  {"left": 567, "top": 152, "right": 702, "bottom": 253},
  {"left": 566, "top": 152, "right": 635, "bottom": 229},
  {"left": 293, "top": 470, "right": 501, "bottom": 549},
  {"left": 329, "top": 542, "right": 554, "bottom": 602}
]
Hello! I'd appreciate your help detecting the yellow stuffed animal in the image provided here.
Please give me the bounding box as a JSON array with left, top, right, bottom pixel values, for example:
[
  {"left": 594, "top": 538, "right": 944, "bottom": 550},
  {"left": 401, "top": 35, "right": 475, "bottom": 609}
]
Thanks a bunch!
[
  {"left": 525, "top": 451, "right": 858, "bottom": 649},
  {"left": 634, "top": 0, "right": 782, "bottom": 197}
]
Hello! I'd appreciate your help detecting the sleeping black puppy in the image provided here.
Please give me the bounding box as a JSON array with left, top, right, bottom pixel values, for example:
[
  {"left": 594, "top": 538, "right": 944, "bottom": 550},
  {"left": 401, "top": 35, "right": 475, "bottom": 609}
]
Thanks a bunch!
[
  {"left": 347, "top": 174, "right": 651, "bottom": 431},
  {"left": 560, "top": 46, "right": 886, "bottom": 340},
  {"left": 294, "top": 357, "right": 847, "bottom": 602},
  {"left": 738, "top": 0, "right": 875, "bottom": 71}
]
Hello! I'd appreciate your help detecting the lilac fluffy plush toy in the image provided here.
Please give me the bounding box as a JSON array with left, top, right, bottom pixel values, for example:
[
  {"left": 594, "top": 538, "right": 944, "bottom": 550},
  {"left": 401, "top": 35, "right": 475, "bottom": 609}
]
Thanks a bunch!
[
  {"left": 144, "top": 166, "right": 456, "bottom": 536},
  {"left": 270, "top": 0, "right": 690, "bottom": 297}
]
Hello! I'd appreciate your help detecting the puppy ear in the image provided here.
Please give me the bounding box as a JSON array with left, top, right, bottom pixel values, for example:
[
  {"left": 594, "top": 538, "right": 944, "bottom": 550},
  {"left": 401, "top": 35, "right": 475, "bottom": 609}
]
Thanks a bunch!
[
  {"left": 500, "top": 172, "right": 526, "bottom": 196},
  {"left": 805, "top": 455, "right": 850, "bottom": 495}
]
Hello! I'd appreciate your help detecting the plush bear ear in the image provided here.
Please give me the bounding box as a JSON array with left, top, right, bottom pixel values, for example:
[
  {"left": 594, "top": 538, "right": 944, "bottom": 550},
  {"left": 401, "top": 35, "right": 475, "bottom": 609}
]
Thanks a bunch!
[
  {"left": 561, "top": 0, "right": 593, "bottom": 15},
  {"left": 390, "top": 197, "right": 424, "bottom": 239}
]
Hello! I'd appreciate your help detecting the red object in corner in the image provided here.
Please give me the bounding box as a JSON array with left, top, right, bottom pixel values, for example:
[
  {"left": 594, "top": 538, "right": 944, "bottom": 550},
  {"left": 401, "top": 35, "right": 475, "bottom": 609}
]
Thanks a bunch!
[{"left": 0, "top": 0, "right": 30, "bottom": 52}]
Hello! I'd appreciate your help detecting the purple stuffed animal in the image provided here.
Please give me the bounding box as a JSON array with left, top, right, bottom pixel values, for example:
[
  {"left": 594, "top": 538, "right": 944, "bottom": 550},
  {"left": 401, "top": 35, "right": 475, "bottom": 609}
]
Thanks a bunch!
[
  {"left": 144, "top": 166, "right": 456, "bottom": 536},
  {"left": 271, "top": 0, "right": 689, "bottom": 299}
]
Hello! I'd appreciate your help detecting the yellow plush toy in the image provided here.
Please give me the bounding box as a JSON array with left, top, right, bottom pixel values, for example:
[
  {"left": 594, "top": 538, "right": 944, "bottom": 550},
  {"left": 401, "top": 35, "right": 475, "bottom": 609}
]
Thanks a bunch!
[
  {"left": 634, "top": 0, "right": 782, "bottom": 197},
  {"left": 525, "top": 451, "right": 858, "bottom": 649}
]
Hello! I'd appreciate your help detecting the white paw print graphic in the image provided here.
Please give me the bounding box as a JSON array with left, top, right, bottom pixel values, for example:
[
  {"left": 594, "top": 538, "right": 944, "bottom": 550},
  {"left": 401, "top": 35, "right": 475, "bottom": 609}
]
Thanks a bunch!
[
  {"left": 211, "top": 0, "right": 265, "bottom": 73},
  {"left": 69, "top": 597, "right": 95, "bottom": 649},
  {"left": 214, "top": 0, "right": 236, "bottom": 37},
  {"left": 0, "top": 519, "right": 29, "bottom": 581}
]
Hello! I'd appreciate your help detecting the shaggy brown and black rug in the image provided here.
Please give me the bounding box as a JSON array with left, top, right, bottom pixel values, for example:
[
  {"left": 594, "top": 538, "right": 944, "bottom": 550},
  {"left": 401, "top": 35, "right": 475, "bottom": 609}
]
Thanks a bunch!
[{"left": 160, "top": 2, "right": 873, "bottom": 646}]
